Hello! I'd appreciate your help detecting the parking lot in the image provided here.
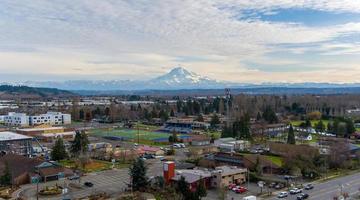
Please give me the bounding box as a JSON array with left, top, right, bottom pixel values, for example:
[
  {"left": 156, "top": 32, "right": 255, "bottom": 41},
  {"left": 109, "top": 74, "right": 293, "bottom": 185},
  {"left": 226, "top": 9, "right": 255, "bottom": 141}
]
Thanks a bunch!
[{"left": 17, "top": 159, "right": 163, "bottom": 200}]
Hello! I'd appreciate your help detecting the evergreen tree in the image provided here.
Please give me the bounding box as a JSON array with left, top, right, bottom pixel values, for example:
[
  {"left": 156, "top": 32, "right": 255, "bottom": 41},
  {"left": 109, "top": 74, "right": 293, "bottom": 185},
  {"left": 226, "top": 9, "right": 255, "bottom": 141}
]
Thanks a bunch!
[
  {"left": 196, "top": 179, "right": 207, "bottom": 199},
  {"left": 305, "top": 119, "right": 312, "bottom": 128},
  {"left": 170, "top": 109, "right": 175, "bottom": 117},
  {"left": 210, "top": 114, "right": 220, "bottom": 128},
  {"left": 256, "top": 112, "right": 262, "bottom": 121},
  {"left": 51, "top": 138, "right": 67, "bottom": 161},
  {"left": 159, "top": 109, "right": 169, "bottom": 121},
  {"left": 129, "top": 158, "right": 148, "bottom": 191},
  {"left": 177, "top": 176, "right": 189, "bottom": 200},
  {"left": 0, "top": 162, "right": 11, "bottom": 186},
  {"left": 263, "top": 106, "right": 278, "bottom": 124},
  {"left": 70, "top": 131, "right": 89, "bottom": 156},
  {"left": 196, "top": 115, "right": 204, "bottom": 122},
  {"left": 315, "top": 120, "right": 325, "bottom": 132},
  {"left": 287, "top": 125, "right": 296, "bottom": 144},
  {"left": 345, "top": 119, "right": 355, "bottom": 137}
]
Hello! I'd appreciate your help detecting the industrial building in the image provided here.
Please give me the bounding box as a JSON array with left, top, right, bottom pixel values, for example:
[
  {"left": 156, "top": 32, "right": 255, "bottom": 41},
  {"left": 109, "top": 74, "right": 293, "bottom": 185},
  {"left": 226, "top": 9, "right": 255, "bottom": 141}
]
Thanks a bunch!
[
  {"left": 0, "top": 131, "right": 33, "bottom": 156},
  {"left": 16, "top": 126, "right": 76, "bottom": 142}
]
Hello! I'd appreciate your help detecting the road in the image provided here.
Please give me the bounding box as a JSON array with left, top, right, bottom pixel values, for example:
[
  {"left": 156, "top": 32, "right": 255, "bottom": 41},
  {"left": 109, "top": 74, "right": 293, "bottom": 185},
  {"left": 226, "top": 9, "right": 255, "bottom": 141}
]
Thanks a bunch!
[
  {"left": 268, "top": 172, "right": 360, "bottom": 200},
  {"left": 15, "top": 159, "right": 163, "bottom": 200}
]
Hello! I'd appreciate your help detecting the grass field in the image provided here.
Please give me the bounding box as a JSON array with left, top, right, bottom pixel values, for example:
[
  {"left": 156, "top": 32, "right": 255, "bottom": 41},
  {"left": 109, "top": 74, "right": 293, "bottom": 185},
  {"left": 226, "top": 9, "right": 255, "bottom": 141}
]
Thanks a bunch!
[
  {"left": 238, "top": 153, "right": 284, "bottom": 167},
  {"left": 291, "top": 119, "right": 329, "bottom": 127},
  {"left": 89, "top": 128, "right": 188, "bottom": 142},
  {"left": 59, "top": 159, "right": 130, "bottom": 173}
]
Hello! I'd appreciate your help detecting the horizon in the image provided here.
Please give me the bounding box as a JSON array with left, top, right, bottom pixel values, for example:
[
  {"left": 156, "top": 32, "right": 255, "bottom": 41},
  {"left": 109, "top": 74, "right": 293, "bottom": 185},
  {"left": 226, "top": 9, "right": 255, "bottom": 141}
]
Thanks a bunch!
[{"left": 1, "top": 1, "right": 360, "bottom": 83}]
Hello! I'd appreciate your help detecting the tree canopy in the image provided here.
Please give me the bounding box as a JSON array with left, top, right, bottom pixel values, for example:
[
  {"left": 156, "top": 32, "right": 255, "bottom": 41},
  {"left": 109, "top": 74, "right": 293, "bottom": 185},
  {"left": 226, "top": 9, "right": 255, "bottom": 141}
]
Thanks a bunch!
[
  {"left": 51, "top": 138, "right": 67, "bottom": 161},
  {"left": 129, "top": 158, "right": 148, "bottom": 191}
]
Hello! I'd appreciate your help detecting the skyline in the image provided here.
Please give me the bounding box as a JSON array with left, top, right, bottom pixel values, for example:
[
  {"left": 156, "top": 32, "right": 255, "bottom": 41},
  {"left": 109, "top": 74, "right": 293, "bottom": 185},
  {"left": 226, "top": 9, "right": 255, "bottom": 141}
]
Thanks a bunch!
[{"left": 1, "top": 1, "right": 360, "bottom": 83}]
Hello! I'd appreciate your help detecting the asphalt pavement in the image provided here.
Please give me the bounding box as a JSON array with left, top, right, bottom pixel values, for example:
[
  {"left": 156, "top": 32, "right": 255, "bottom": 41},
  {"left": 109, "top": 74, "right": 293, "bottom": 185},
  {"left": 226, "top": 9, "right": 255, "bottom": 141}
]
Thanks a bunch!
[{"left": 268, "top": 172, "right": 360, "bottom": 200}]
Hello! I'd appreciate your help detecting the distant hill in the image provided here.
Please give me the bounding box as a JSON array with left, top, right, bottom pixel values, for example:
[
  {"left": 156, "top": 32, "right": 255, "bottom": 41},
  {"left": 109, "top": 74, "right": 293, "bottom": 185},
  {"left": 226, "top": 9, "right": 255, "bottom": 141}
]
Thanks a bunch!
[
  {"left": 0, "top": 85, "right": 74, "bottom": 99},
  {"left": 75, "top": 87, "right": 360, "bottom": 96}
]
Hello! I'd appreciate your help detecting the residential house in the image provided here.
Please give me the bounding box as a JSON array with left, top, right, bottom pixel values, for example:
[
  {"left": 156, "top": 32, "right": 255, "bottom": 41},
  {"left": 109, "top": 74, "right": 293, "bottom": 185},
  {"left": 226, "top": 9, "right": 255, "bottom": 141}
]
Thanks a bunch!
[{"left": 0, "top": 154, "right": 72, "bottom": 185}]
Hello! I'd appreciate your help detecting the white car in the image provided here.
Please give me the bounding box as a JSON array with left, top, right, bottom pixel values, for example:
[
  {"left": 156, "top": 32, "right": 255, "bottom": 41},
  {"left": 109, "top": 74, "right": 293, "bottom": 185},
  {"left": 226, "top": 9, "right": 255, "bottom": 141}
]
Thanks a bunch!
[
  {"left": 278, "top": 192, "right": 288, "bottom": 198},
  {"left": 290, "top": 188, "right": 302, "bottom": 194}
]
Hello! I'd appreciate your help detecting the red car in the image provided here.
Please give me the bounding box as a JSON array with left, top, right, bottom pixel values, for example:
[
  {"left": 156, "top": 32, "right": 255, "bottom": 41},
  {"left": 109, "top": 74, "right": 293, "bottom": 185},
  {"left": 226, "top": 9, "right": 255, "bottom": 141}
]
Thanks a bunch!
[
  {"left": 234, "top": 187, "right": 248, "bottom": 194},
  {"left": 228, "top": 184, "right": 237, "bottom": 190}
]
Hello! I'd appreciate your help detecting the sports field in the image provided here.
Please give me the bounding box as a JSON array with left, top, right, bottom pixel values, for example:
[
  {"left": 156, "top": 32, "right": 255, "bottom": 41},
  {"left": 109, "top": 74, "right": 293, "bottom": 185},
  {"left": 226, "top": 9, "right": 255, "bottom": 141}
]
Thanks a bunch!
[{"left": 89, "top": 128, "right": 189, "bottom": 142}]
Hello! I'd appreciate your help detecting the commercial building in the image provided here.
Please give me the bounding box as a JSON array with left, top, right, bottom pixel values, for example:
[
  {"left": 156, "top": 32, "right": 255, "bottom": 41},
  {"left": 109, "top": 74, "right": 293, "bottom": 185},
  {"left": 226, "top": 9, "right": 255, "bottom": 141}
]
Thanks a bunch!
[
  {"left": 164, "top": 161, "right": 247, "bottom": 191},
  {"left": 211, "top": 166, "right": 247, "bottom": 188},
  {"left": 16, "top": 126, "right": 75, "bottom": 142},
  {"left": 161, "top": 119, "right": 210, "bottom": 134},
  {"left": 3, "top": 112, "right": 71, "bottom": 127},
  {"left": 0, "top": 131, "right": 33, "bottom": 156},
  {"left": 214, "top": 138, "right": 250, "bottom": 152}
]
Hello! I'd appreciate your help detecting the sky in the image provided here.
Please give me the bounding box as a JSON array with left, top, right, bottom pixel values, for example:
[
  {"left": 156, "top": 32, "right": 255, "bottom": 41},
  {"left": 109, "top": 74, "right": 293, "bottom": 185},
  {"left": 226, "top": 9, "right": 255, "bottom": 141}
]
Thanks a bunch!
[{"left": 1, "top": 0, "right": 360, "bottom": 83}]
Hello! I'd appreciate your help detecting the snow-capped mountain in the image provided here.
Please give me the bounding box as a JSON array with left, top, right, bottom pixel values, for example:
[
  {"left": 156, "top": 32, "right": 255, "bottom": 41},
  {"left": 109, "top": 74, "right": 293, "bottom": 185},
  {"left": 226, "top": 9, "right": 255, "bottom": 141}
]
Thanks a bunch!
[
  {"left": 146, "top": 67, "right": 226, "bottom": 89},
  {"left": 11, "top": 67, "right": 228, "bottom": 91}
]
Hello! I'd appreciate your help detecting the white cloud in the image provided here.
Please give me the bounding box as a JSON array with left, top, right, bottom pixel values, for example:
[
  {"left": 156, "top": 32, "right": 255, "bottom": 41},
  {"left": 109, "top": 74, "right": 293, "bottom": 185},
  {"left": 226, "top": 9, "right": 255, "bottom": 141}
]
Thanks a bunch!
[{"left": 0, "top": 0, "right": 360, "bottom": 82}]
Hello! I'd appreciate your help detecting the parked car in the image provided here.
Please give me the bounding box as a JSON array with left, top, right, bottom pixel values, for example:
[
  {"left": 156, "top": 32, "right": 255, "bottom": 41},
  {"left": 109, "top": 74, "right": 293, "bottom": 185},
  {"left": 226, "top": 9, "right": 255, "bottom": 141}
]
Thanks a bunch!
[
  {"left": 290, "top": 188, "right": 302, "bottom": 194},
  {"left": 68, "top": 175, "right": 80, "bottom": 180},
  {"left": 278, "top": 192, "right": 288, "bottom": 198},
  {"left": 269, "top": 182, "right": 277, "bottom": 188},
  {"left": 160, "top": 157, "right": 167, "bottom": 161},
  {"left": 234, "top": 187, "right": 248, "bottom": 194},
  {"left": 304, "top": 184, "right": 314, "bottom": 190},
  {"left": 228, "top": 183, "right": 237, "bottom": 190},
  {"left": 144, "top": 154, "right": 155, "bottom": 159},
  {"left": 84, "top": 182, "right": 94, "bottom": 187},
  {"left": 296, "top": 193, "right": 309, "bottom": 200},
  {"left": 275, "top": 183, "right": 285, "bottom": 189}
]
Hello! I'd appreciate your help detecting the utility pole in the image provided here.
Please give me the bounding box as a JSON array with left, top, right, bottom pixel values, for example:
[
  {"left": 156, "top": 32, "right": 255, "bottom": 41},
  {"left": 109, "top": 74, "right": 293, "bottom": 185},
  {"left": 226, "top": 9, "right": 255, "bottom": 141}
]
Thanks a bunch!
[
  {"left": 137, "top": 123, "right": 140, "bottom": 144},
  {"left": 247, "top": 168, "right": 250, "bottom": 189},
  {"left": 225, "top": 88, "right": 231, "bottom": 128}
]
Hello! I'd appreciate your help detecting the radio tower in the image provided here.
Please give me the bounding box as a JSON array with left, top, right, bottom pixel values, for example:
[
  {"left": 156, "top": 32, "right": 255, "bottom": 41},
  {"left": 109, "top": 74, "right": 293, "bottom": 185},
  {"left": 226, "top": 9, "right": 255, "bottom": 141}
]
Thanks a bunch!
[{"left": 225, "top": 88, "right": 231, "bottom": 127}]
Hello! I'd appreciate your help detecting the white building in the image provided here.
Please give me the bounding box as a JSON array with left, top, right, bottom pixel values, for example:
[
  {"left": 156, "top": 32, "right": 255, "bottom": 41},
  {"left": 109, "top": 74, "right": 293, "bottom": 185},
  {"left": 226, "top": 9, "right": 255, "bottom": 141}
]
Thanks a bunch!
[
  {"left": 4, "top": 112, "right": 29, "bottom": 127},
  {"left": 3, "top": 112, "right": 71, "bottom": 127},
  {"left": 29, "top": 112, "right": 71, "bottom": 126}
]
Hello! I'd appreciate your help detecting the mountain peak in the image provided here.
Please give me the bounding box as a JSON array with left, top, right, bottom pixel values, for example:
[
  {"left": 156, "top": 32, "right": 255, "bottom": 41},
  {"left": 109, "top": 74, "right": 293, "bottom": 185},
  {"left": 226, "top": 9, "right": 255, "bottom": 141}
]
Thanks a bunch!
[{"left": 168, "top": 66, "right": 191, "bottom": 76}]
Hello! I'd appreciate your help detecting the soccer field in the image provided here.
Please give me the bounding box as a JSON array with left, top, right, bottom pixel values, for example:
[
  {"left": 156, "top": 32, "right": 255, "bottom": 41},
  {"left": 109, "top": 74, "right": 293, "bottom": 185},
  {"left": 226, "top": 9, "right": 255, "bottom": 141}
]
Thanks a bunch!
[{"left": 89, "top": 128, "right": 189, "bottom": 141}]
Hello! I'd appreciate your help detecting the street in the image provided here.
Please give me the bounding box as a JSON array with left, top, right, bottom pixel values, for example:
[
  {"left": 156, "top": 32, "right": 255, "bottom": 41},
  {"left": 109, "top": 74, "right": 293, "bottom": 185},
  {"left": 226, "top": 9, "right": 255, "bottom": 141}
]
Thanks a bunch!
[{"left": 268, "top": 172, "right": 360, "bottom": 200}]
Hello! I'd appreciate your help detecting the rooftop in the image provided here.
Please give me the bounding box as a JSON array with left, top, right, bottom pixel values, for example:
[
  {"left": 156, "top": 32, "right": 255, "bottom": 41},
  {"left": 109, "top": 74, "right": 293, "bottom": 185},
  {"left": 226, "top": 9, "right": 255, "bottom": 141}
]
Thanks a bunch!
[
  {"left": 0, "top": 131, "right": 32, "bottom": 141},
  {"left": 172, "top": 169, "right": 212, "bottom": 183},
  {"left": 17, "top": 126, "right": 66, "bottom": 132},
  {"left": 214, "top": 166, "right": 247, "bottom": 176}
]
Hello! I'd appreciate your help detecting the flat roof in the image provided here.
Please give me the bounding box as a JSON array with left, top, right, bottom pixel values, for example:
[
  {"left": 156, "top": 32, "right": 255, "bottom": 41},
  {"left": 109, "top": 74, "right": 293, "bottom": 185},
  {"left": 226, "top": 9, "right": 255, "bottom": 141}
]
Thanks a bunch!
[
  {"left": 17, "top": 127, "right": 65, "bottom": 132},
  {"left": 0, "top": 131, "right": 32, "bottom": 141}
]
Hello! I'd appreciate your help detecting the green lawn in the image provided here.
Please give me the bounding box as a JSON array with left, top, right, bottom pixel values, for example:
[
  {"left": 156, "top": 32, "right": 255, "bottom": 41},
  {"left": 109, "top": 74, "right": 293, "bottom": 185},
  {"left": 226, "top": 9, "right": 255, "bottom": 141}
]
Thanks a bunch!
[
  {"left": 89, "top": 128, "right": 188, "bottom": 142},
  {"left": 291, "top": 120, "right": 329, "bottom": 128},
  {"left": 266, "top": 155, "right": 283, "bottom": 167},
  {"left": 59, "top": 159, "right": 129, "bottom": 173},
  {"left": 238, "top": 153, "right": 284, "bottom": 167}
]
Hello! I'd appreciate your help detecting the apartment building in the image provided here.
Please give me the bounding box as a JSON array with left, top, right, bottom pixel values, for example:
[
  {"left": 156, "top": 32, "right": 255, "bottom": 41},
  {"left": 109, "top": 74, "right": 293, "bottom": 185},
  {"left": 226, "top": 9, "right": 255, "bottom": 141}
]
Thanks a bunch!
[
  {"left": 3, "top": 112, "right": 71, "bottom": 127},
  {"left": 3, "top": 112, "right": 29, "bottom": 127}
]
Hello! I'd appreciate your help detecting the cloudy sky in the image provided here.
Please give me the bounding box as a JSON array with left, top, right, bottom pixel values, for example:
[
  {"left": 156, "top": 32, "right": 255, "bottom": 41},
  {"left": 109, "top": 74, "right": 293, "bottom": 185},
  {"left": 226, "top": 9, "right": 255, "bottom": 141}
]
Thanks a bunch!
[{"left": 1, "top": 0, "right": 360, "bottom": 83}]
